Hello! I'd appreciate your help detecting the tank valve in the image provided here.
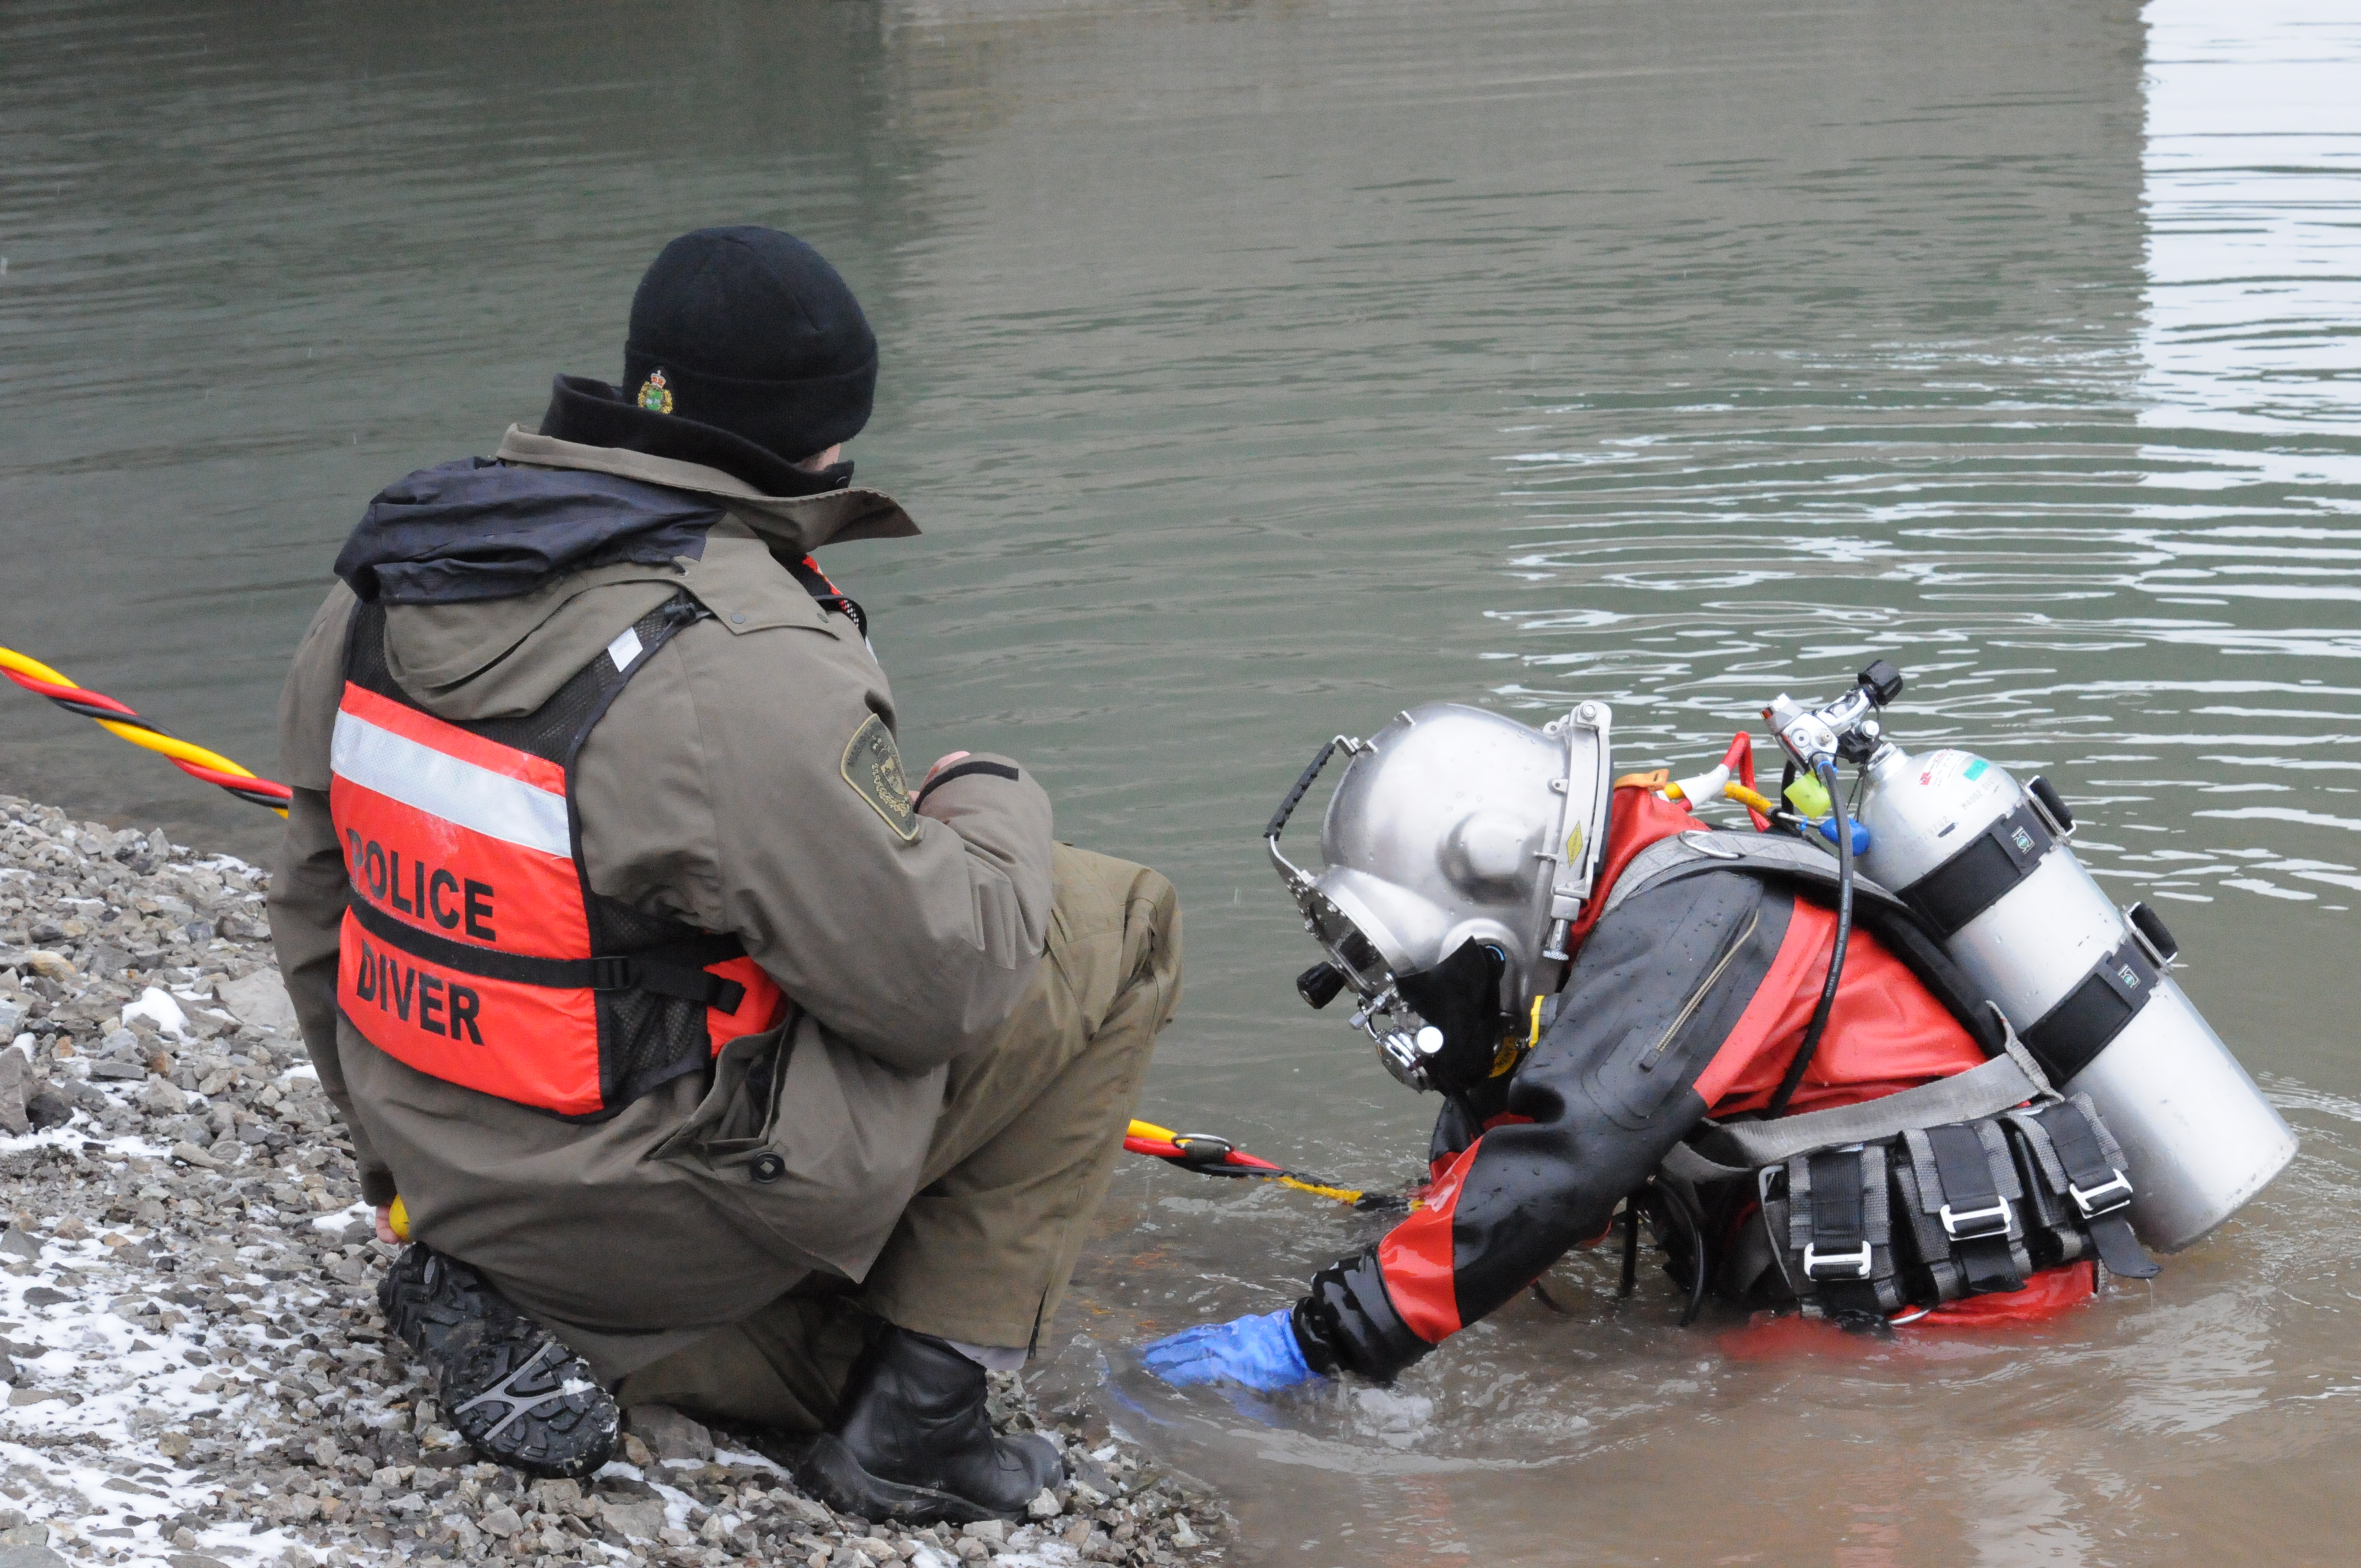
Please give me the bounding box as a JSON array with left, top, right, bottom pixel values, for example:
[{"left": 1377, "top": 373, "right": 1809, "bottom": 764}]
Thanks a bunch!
[
  {"left": 1858, "top": 658, "right": 1905, "bottom": 707},
  {"left": 1766, "top": 660, "right": 1910, "bottom": 772}
]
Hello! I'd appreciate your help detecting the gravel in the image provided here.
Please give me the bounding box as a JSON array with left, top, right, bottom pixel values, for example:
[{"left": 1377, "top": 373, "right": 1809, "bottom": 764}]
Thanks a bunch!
[{"left": 0, "top": 793, "right": 1233, "bottom": 1568}]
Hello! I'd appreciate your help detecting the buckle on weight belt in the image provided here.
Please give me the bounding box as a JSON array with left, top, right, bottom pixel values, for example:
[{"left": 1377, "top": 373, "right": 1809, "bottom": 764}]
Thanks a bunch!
[
  {"left": 2069, "top": 1170, "right": 2134, "bottom": 1219},
  {"left": 1802, "top": 1242, "right": 1873, "bottom": 1281},
  {"left": 1940, "top": 1198, "right": 2012, "bottom": 1240}
]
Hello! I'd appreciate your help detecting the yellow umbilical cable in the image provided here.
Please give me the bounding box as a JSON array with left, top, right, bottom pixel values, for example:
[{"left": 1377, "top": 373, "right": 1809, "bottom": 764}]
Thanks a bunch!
[{"left": 1125, "top": 1116, "right": 1399, "bottom": 1209}]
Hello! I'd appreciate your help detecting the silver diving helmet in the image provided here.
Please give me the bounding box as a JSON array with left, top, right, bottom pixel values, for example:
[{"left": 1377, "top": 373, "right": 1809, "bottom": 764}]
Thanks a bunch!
[{"left": 1266, "top": 700, "right": 1614, "bottom": 1090}]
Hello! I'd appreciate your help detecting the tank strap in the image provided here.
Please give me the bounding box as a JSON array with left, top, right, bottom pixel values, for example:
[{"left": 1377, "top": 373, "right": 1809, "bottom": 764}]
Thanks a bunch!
[
  {"left": 2021, "top": 937, "right": 2161, "bottom": 1083},
  {"left": 1895, "top": 798, "right": 2057, "bottom": 937}
]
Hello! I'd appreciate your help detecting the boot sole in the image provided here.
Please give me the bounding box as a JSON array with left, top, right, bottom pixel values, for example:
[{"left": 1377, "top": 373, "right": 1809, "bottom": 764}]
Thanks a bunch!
[
  {"left": 790, "top": 1433, "right": 1015, "bottom": 1526},
  {"left": 378, "top": 1247, "right": 619, "bottom": 1479}
]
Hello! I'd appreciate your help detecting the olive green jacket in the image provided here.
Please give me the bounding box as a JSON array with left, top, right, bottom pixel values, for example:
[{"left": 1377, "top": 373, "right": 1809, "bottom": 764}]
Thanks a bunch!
[{"left": 268, "top": 428, "right": 1054, "bottom": 1376}]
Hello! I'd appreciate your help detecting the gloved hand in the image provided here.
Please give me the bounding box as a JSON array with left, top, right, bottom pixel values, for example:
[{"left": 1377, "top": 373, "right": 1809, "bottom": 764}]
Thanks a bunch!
[{"left": 1141, "top": 1308, "right": 1319, "bottom": 1391}]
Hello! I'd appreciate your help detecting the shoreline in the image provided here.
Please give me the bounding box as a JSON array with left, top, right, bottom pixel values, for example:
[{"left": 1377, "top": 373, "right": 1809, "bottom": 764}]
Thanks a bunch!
[{"left": 0, "top": 792, "right": 1230, "bottom": 1568}]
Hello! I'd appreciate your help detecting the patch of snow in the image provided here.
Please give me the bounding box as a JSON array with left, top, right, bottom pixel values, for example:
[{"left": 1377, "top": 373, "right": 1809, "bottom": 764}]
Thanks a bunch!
[{"left": 121, "top": 986, "right": 190, "bottom": 1038}]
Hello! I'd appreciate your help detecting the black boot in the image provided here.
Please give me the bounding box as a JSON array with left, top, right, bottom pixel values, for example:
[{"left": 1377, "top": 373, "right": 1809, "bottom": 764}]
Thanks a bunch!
[
  {"left": 377, "top": 1245, "right": 619, "bottom": 1479},
  {"left": 794, "top": 1327, "right": 1063, "bottom": 1524}
]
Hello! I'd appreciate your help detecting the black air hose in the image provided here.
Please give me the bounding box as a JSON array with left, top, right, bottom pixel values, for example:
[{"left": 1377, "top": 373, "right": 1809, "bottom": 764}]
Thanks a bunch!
[{"left": 1765, "top": 757, "right": 1853, "bottom": 1118}]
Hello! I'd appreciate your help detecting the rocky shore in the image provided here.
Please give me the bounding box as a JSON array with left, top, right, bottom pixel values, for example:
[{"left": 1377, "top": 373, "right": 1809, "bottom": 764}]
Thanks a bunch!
[{"left": 0, "top": 793, "right": 1231, "bottom": 1568}]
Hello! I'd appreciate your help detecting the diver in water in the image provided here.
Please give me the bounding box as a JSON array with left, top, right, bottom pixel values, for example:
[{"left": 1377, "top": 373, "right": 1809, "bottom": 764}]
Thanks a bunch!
[{"left": 1143, "top": 667, "right": 2289, "bottom": 1390}]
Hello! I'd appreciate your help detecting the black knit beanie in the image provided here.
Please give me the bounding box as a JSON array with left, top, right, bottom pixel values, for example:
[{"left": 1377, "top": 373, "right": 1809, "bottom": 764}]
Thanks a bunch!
[{"left": 621, "top": 226, "right": 877, "bottom": 465}]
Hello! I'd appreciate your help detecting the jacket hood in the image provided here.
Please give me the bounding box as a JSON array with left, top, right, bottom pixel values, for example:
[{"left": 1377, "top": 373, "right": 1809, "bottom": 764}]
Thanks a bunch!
[
  {"left": 334, "top": 458, "right": 726, "bottom": 606},
  {"left": 493, "top": 426, "right": 920, "bottom": 559}
]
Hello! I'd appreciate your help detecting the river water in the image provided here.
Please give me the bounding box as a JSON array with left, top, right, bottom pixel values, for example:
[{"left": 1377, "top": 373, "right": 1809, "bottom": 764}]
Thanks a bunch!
[{"left": 5, "top": 1, "right": 2359, "bottom": 1561}]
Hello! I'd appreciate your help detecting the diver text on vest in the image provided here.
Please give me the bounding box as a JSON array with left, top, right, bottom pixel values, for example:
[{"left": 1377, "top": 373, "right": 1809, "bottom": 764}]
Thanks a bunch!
[{"left": 350, "top": 935, "right": 486, "bottom": 1044}]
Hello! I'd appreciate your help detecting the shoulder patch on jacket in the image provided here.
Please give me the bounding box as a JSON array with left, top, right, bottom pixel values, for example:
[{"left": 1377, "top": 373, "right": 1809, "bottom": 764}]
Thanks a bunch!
[{"left": 842, "top": 714, "right": 920, "bottom": 841}]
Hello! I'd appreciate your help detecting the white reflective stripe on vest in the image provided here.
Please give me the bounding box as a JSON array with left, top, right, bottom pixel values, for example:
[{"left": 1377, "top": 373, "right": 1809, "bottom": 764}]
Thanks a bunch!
[{"left": 330, "top": 709, "right": 572, "bottom": 859}]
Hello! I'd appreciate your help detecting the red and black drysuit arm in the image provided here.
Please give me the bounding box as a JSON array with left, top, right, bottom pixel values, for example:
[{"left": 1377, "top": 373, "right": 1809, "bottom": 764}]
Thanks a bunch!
[{"left": 1289, "top": 792, "right": 2008, "bottom": 1382}]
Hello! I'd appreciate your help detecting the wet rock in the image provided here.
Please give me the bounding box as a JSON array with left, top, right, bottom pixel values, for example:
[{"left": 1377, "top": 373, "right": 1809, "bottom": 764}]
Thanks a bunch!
[
  {"left": 623, "top": 1402, "right": 715, "bottom": 1462},
  {"left": 0, "top": 1544, "right": 68, "bottom": 1568},
  {"left": 595, "top": 1495, "right": 668, "bottom": 1541},
  {"left": 7, "top": 1388, "right": 81, "bottom": 1408},
  {"left": 0, "top": 1052, "right": 25, "bottom": 1137},
  {"left": 217, "top": 970, "right": 296, "bottom": 1034}
]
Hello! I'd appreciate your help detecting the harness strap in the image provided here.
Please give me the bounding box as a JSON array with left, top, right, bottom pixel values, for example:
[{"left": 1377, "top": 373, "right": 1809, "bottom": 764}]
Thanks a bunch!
[
  {"left": 1685, "top": 1033, "right": 2049, "bottom": 1173},
  {"left": 1658, "top": 1140, "right": 1742, "bottom": 1186},
  {"left": 1604, "top": 830, "right": 1908, "bottom": 919},
  {"left": 349, "top": 897, "right": 748, "bottom": 1014}
]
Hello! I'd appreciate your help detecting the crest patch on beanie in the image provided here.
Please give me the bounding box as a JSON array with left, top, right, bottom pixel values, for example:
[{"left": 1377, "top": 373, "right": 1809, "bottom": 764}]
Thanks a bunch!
[{"left": 636, "top": 369, "right": 674, "bottom": 415}]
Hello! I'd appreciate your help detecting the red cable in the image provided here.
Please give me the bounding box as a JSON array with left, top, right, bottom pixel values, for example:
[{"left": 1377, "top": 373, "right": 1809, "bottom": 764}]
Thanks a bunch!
[
  {"left": 1723, "top": 731, "right": 1771, "bottom": 831},
  {"left": 3, "top": 669, "right": 143, "bottom": 717}
]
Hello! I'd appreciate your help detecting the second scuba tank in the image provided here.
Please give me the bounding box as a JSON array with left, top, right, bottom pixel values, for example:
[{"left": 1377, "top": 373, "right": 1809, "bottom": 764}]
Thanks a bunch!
[{"left": 1851, "top": 744, "right": 2296, "bottom": 1253}]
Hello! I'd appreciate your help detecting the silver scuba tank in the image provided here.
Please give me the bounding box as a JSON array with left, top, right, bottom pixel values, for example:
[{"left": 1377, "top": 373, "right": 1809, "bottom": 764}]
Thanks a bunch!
[{"left": 1851, "top": 743, "right": 2297, "bottom": 1253}]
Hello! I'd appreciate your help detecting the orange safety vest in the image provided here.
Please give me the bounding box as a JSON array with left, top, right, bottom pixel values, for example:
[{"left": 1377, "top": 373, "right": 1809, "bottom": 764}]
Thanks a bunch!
[{"left": 329, "top": 591, "right": 784, "bottom": 1117}]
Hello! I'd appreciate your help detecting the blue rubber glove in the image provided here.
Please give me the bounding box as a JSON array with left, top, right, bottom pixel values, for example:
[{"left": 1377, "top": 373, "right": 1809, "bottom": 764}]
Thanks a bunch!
[{"left": 1141, "top": 1308, "right": 1319, "bottom": 1391}]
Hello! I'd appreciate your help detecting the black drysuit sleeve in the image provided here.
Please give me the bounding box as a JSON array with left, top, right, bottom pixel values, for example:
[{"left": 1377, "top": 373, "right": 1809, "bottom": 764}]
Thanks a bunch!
[{"left": 1291, "top": 869, "right": 1794, "bottom": 1380}]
